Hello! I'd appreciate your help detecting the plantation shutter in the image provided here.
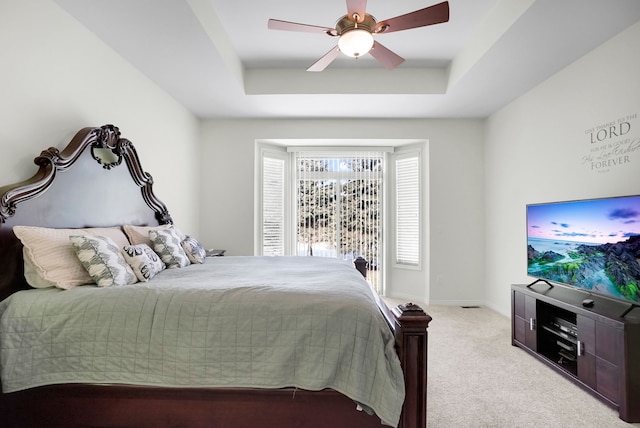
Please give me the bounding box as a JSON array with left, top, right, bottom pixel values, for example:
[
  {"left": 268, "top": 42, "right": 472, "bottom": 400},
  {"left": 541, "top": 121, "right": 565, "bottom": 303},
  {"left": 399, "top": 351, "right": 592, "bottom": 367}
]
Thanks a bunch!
[
  {"left": 395, "top": 155, "right": 420, "bottom": 266},
  {"left": 262, "top": 156, "right": 285, "bottom": 256}
]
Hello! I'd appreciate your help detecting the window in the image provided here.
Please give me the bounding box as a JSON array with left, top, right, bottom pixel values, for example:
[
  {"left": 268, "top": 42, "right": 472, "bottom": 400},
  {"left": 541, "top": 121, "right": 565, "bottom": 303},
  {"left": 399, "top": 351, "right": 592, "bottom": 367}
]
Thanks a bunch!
[
  {"left": 257, "top": 142, "right": 424, "bottom": 293},
  {"left": 257, "top": 145, "right": 291, "bottom": 256},
  {"left": 394, "top": 153, "right": 421, "bottom": 266}
]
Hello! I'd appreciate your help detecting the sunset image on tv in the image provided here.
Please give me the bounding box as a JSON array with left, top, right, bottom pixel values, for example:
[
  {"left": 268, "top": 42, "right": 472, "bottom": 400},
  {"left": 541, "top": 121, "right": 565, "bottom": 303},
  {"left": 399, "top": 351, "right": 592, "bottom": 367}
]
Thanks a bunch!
[{"left": 527, "top": 195, "right": 640, "bottom": 303}]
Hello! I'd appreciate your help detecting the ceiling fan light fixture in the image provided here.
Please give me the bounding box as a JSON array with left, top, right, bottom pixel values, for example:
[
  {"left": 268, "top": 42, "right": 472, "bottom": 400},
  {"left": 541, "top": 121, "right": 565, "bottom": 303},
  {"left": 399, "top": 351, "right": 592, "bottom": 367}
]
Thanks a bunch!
[
  {"left": 338, "top": 29, "right": 373, "bottom": 57},
  {"left": 268, "top": 1, "right": 450, "bottom": 71}
]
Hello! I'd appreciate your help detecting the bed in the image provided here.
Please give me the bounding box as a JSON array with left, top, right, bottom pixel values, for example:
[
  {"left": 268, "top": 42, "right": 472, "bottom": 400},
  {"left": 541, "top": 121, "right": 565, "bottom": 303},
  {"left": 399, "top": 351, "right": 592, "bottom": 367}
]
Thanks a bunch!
[{"left": 0, "top": 124, "right": 431, "bottom": 428}]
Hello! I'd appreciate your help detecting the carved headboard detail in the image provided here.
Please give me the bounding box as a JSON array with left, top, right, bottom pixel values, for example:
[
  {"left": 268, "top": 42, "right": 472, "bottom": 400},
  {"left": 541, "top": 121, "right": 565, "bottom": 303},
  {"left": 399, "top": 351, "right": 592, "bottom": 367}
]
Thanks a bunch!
[{"left": 0, "top": 124, "right": 173, "bottom": 300}]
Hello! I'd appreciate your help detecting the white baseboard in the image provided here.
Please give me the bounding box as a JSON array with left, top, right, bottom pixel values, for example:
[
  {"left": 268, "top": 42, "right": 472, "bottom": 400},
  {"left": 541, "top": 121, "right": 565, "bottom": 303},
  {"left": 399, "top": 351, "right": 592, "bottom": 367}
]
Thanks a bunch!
[
  {"left": 383, "top": 294, "right": 490, "bottom": 310},
  {"left": 382, "top": 292, "right": 427, "bottom": 306},
  {"left": 482, "top": 301, "right": 510, "bottom": 318},
  {"left": 426, "top": 299, "right": 484, "bottom": 307}
]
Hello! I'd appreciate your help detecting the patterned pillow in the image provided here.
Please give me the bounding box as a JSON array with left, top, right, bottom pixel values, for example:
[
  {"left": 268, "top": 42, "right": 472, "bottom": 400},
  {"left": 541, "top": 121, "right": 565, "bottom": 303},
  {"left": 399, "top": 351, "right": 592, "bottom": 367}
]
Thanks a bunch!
[
  {"left": 14, "top": 225, "right": 131, "bottom": 289},
  {"left": 69, "top": 235, "right": 137, "bottom": 287},
  {"left": 149, "top": 227, "right": 190, "bottom": 269},
  {"left": 181, "top": 236, "right": 206, "bottom": 264},
  {"left": 122, "top": 224, "right": 180, "bottom": 247},
  {"left": 122, "top": 244, "right": 166, "bottom": 282}
]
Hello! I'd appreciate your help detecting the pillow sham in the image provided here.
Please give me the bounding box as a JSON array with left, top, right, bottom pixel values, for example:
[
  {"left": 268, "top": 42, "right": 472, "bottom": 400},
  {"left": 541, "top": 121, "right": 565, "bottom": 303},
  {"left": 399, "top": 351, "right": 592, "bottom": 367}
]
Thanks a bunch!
[
  {"left": 13, "top": 225, "right": 130, "bottom": 289},
  {"left": 22, "top": 249, "right": 59, "bottom": 289},
  {"left": 181, "top": 236, "right": 206, "bottom": 264},
  {"left": 149, "top": 227, "right": 190, "bottom": 269},
  {"left": 123, "top": 224, "right": 182, "bottom": 247},
  {"left": 69, "top": 235, "right": 137, "bottom": 287},
  {"left": 122, "top": 244, "right": 165, "bottom": 282}
]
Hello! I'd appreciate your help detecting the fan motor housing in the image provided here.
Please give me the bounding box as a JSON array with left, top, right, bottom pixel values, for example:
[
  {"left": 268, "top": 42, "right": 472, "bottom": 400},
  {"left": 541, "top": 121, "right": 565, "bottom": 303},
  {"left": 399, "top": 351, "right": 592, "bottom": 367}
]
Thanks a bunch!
[{"left": 335, "top": 14, "right": 377, "bottom": 36}]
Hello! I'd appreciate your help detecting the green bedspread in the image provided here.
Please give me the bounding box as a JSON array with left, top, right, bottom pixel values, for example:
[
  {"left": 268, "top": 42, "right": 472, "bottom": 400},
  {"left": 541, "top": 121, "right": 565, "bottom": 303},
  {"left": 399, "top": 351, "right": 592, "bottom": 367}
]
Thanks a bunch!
[{"left": 0, "top": 256, "right": 404, "bottom": 427}]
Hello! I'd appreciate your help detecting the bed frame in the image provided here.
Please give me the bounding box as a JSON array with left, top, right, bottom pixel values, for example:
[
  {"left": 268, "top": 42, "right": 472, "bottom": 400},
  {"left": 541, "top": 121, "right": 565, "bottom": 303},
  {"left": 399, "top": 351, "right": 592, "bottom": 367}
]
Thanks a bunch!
[{"left": 0, "top": 125, "right": 432, "bottom": 428}]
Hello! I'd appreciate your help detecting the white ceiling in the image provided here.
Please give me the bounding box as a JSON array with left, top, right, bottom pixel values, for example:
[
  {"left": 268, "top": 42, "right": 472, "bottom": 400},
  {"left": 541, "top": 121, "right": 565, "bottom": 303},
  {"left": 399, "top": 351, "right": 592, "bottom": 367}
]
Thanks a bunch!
[{"left": 54, "top": 0, "right": 640, "bottom": 119}]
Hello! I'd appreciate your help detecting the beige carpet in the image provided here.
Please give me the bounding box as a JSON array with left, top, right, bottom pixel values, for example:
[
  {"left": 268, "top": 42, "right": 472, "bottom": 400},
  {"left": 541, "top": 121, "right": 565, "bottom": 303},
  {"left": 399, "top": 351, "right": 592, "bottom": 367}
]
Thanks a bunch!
[{"left": 383, "top": 300, "right": 640, "bottom": 428}]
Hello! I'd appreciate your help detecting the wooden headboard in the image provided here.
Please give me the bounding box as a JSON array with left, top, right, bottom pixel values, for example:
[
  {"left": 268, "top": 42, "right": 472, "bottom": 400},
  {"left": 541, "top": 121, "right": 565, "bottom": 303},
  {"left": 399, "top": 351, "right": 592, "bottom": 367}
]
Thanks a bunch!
[{"left": 0, "top": 124, "right": 172, "bottom": 301}]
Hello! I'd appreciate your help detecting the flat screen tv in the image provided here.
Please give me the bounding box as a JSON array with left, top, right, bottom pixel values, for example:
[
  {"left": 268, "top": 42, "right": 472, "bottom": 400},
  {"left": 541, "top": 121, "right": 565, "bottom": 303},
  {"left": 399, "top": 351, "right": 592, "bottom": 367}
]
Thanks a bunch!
[{"left": 527, "top": 195, "right": 640, "bottom": 308}]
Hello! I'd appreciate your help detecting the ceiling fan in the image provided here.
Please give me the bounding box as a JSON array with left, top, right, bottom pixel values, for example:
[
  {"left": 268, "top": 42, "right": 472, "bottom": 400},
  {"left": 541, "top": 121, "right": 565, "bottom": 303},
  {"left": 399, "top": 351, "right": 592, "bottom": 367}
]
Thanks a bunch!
[{"left": 267, "top": 0, "right": 450, "bottom": 72}]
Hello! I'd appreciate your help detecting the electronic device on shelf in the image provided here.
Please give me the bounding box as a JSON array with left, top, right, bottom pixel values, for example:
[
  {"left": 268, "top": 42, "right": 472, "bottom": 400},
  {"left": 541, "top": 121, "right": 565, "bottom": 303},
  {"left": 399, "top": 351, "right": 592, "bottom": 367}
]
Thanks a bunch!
[{"left": 551, "top": 316, "right": 578, "bottom": 338}]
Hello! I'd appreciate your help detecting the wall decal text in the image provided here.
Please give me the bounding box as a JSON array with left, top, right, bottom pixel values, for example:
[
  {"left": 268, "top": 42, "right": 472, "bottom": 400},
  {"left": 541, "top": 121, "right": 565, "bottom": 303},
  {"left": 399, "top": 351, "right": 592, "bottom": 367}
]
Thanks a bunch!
[{"left": 582, "top": 113, "right": 639, "bottom": 174}]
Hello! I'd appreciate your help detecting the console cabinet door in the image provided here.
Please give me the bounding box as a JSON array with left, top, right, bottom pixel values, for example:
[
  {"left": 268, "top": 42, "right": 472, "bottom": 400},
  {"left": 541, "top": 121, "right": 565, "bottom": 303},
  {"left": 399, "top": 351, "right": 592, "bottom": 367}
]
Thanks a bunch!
[
  {"left": 577, "top": 315, "right": 596, "bottom": 389},
  {"left": 512, "top": 290, "right": 537, "bottom": 351},
  {"left": 594, "top": 321, "right": 622, "bottom": 404},
  {"left": 512, "top": 291, "right": 526, "bottom": 345},
  {"left": 524, "top": 295, "right": 537, "bottom": 351}
]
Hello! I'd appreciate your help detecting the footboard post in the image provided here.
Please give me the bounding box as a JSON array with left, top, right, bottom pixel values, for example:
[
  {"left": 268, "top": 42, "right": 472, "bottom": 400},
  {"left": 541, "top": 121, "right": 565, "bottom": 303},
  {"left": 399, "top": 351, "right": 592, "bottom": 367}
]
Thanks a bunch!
[{"left": 392, "top": 303, "right": 432, "bottom": 428}]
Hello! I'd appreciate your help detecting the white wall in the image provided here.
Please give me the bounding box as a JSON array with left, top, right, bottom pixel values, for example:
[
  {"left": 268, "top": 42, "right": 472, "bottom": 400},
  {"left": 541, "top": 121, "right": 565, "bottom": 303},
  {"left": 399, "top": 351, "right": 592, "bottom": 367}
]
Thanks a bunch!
[
  {"left": 484, "top": 21, "right": 640, "bottom": 316},
  {"left": 199, "top": 119, "right": 485, "bottom": 305},
  {"left": 0, "top": 1, "right": 200, "bottom": 235}
]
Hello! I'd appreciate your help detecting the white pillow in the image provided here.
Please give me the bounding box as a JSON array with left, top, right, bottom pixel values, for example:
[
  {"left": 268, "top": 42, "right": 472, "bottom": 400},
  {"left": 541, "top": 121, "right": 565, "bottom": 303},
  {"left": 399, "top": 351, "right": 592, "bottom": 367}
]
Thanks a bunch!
[
  {"left": 181, "top": 236, "right": 206, "bottom": 264},
  {"left": 13, "top": 226, "right": 131, "bottom": 289},
  {"left": 149, "top": 227, "right": 190, "bottom": 269},
  {"left": 22, "top": 249, "right": 58, "bottom": 289},
  {"left": 69, "top": 235, "right": 137, "bottom": 287},
  {"left": 122, "top": 244, "right": 165, "bottom": 282}
]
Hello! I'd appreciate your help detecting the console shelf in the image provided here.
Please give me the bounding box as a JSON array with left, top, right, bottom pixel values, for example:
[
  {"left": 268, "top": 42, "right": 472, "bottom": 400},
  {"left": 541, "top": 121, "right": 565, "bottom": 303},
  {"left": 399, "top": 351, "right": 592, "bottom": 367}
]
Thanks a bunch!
[{"left": 511, "top": 283, "right": 640, "bottom": 423}]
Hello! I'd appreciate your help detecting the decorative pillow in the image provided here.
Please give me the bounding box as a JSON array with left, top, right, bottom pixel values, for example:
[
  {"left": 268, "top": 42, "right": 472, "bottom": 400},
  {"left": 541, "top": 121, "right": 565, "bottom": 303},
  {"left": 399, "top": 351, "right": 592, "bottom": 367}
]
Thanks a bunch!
[
  {"left": 122, "top": 244, "right": 165, "bottom": 282},
  {"left": 13, "top": 225, "right": 131, "bottom": 289},
  {"left": 181, "top": 236, "right": 206, "bottom": 264},
  {"left": 69, "top": 235, "right": 137, "bottom": 287},
  {"left": 123, "top": 224, "right": 182, "bottom": 247},
  {"left": 149, "top": 227, "right": 190, "bottom": 269}
]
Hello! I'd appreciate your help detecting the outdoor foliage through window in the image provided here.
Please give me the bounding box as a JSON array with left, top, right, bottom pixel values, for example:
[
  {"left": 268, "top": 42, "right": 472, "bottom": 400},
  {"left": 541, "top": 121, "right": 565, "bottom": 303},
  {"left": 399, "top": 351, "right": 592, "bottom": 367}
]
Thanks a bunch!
[{"left": 296, "top": 152, "right": 383, "bottom": 290}]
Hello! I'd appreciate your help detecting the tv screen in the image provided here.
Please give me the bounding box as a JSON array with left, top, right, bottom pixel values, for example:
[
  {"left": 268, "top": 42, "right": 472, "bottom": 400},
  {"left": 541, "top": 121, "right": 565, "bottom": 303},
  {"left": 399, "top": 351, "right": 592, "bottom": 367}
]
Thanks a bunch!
[{"left": 527, "top": 195, "right": 640, "bottom": 304}]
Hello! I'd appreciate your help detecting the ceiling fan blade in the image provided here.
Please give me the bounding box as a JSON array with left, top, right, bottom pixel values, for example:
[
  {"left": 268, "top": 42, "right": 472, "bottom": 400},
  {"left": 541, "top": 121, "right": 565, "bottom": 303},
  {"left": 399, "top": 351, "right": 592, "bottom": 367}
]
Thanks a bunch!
[
  {"left": 375, "top": 1, "right": 449, "bottom": 34},
  {"left": 307, "top": 46, "right": 341, "bottom": 72},
  {"left": 268, "top": 19, "right": 335, "bottom": 35},
  {"left": 346, "top": 0, "right": 367, "bottom": 22},
  {"left": 369, "top": 41, "right": 405, "bottom": 70}
]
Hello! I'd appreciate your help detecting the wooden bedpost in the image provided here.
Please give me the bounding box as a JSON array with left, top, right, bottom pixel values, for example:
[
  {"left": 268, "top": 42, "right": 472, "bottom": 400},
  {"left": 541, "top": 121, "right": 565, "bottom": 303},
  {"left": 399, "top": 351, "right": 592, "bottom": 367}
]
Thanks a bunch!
[
  {"left": 392, "top": 303, "right": 432, "bottom": 428},
  {"left": 354, "top": 256, "right": 368, "bottom": 278}
]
